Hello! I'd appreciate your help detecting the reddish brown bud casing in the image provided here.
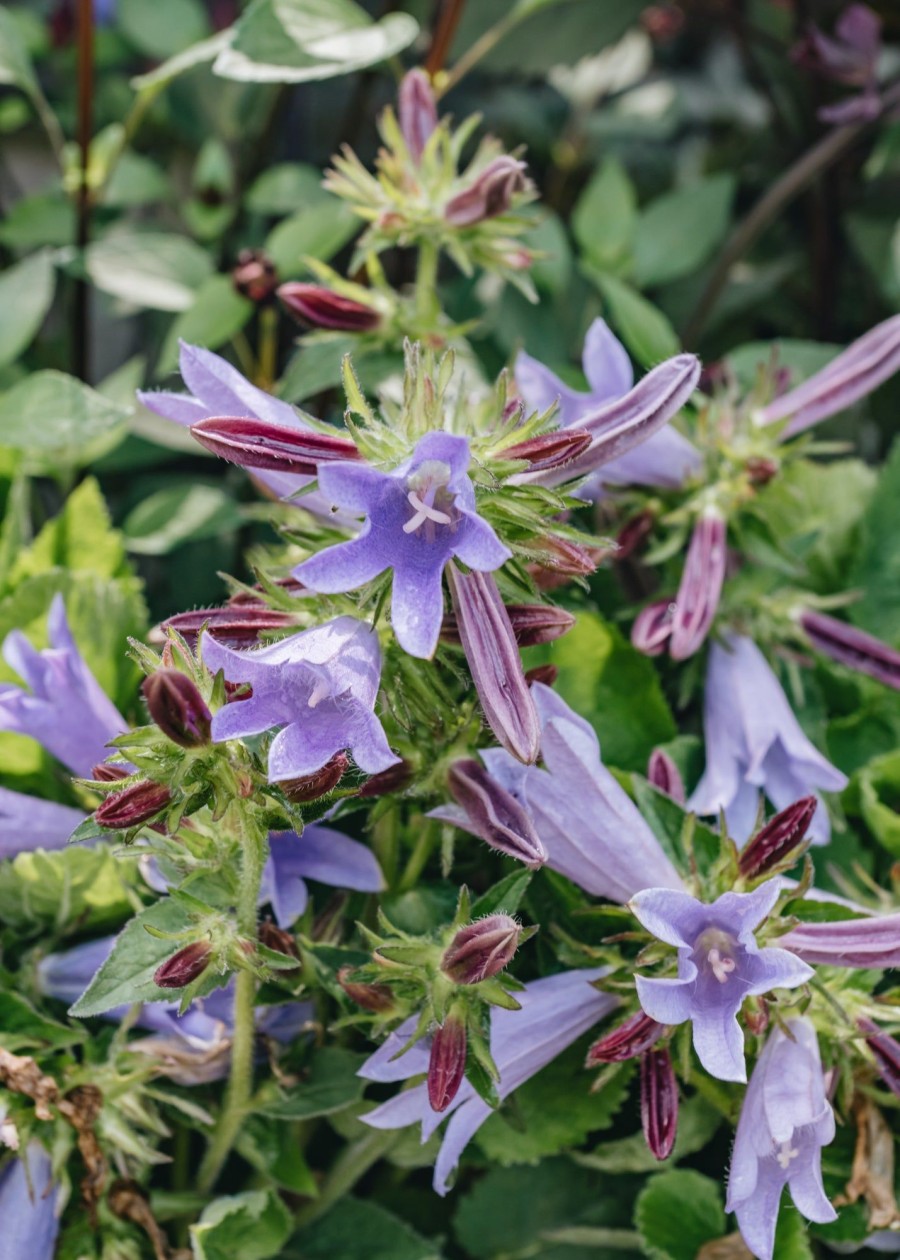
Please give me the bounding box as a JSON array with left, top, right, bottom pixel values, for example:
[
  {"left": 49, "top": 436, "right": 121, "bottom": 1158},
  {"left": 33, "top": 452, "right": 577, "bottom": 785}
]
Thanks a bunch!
[
  {"left": 586, "top": 1011, "right": 665, "bottom": 1065},
  {"left": 153, "top": 941, "right": 211, "bottom": 989},
  {"left": 445, "top": 156, "right": 529, "bottom": 227},
  {"left": 143, "top": 669, "right": 212, "bottom": 749},
  {"left": 647, "top": 749, "right": 686, "bottom": 805},
  {"left": 442, "top": 604, "right": 575, "bottom": 649},
  {"left": 337, "top": 967, "right": 395, "bottom": 1013},
  {"left": 357, "top": 759, "right": 413, "bottom": 799},
  {"left": 447, "top": 758, "right": 546, "bottom": 869},
  {"left": 191, "top": 416, "right": 360, "bottom": 475},
  {"left": 277, "top": 283, "right": 381, "bottom": 332},
  {"left": 525, "top": 664, "right": 558, "bottom": 688},
  {"left": 502, "top": 430, "right": 592, "bottom": 472},
  {"left": 161, "top": 606, "right": 296, "bottom": 651},
  {"left": 95, "top": 781, "right": 172, "bottom": 830},
  {"left": 91, "top": 763, "right": 130, "bottom": 783},
  {"left": 428, "top": 1016, "right": 467, "bottom": 1113},
  {"left": 738, "top": 796, "right": 817, "bottom": 879},
  {"left": 441, "top": 914, "right": 520, "bottom": 985},
  {"left": 641, "top": 1047, "right": 678, "bottom": 1160},
  {"left": 259, "top": 920, "right": 301, "bottom": 967},
  {"left": 278, "top": 752, "right": 349, "bottom": 802},
  {"left": 232, "top": 249, "right": 279, "bottom": 304}
]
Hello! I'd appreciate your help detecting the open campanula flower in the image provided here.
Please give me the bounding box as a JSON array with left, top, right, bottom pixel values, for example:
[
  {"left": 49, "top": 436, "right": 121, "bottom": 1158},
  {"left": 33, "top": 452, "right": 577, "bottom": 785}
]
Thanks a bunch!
[
  {"left": 631, "top": 881, "right": 813, "bottom": 1082},
  {"left": 202, "top": 617, "right": 398, "bottom": 781},
  {"left": 726, "top": 1017, "right": 836, "bottom": 1259},
  {"left": 0, "top": 594, "right": 125, "bottom": 776},
  {"left": 259, "top": 826, "right": 384, "bottom": 928},
  {"left": 359, "top": 968, "right": 616, "bottom": 1194},
  {"left": 688, "top": 633, "right": 848, "bottom": 845},
  {"left": 294, "top": 432, "right": 510, "bottom": 659},
  {"left": 0, "top": 1143, "right": 60, "bottom": 1260}
]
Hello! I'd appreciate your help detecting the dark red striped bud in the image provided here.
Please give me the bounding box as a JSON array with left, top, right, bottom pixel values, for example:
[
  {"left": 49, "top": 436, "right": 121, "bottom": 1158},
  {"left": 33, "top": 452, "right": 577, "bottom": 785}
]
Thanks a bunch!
[
  {"left": 442, "top": 603, "right": 575, "bottom": 648},
  {"left": 95, "top": 781, "right": 172, "bottom": 830},
  {"left": 337, "top": 967, "right": 395, "bottom": 1013},
  {"left": 428, "top": 1015, "right": 467, "bottom": 1112},
  {"left": 669, "top": 510, "right": 727, "bottom": 661},
  {"left": 191, "top": 416, "right": 360, "bottom": 475},
  {"left": 153, "top": 941, "right": 211, "bottom": 989},
  {"left": 142, "top": 669, "right": 212, "bottom": 749},
  {"left": 277, "top": 283, "right": 381, "bottom": 332},
  {"left": 502, "top": 430, "right": 591, "bottom": 472},
  {"left": 641, "top": 1047, "right": 678, "bottom": 1160},
  {"left": 356, "top": 759, "right": 413, "bottom": 799},
  {"left": 586, "top": 1011, "right": 665, "bottom": 1065},
  {"left": 745, "top": 455, "right": 779, "bottom": 486},
  {"left": 647, "top": 749, "right": 685, "bottom": 805},
  {"left": 91, "top": 763, "right": 130, "bottom": 783},
  {"left": 859, "top": 1018, "right": 900, "bottom": 1098},
  {"left": 278, "top": 752, "right": 349, "bottom": 802},
  {"left": 532, "top": 536, "right": 602, "bottom": 578},
  {"left": 615, "top": 510, "right": 654, "bottom": 561},
  {"left": 160, "top": 607, "right": 296, "bottom": 651},
  {"left": 800, "top": 609, "right": 900, "bottom": 691},
  {"left": 441, "top": 914, "right": 520, "bottom": 985},
  {"left": 447, "top": 759, "right": 546, "bottom": 869},
  {"left": 738, "top": 796, "right": 817, "bottom": 879},
  {"left": 525, "top": 664, "right": 558, "bottom": 688},
  {"left": 232, "top": 248, "right": 279, "bottom": 304}
]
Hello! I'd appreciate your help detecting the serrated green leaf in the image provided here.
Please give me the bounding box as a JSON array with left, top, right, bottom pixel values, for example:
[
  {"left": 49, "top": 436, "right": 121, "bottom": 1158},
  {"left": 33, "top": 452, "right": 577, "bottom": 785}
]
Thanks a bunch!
[
  {"left": 633, "top": 175, "right": 734, "bottom": 288},
  {"left": 191, "top": 1189, "right": 292, "bottom": 1260},
  {"left": 287, "top": 1197, "right": 442, "bottom": 1260},
  {"left": 0, "top": 990, "right": 86, "bottom": 1051},
  {"left": 575, "top": 1096, "right": 722, "bottom": 1173},
  {"left": 260, "top": 1046, "right": 366, "bottom": 1120},
  {"left": 471, "top": 870, "right": 532, "bottom": 918},
  {"left": 0, "top": 845, "right": 139, "bottom": 936},
  {"left": 634, "top": 1170, "right": 725, "bottom": 1260},
  {"left": 0, "top": 371, "right": 130, "bottom": 459},
  {"left": 122, "top": 483, "right": 244, "bottom": 555}
]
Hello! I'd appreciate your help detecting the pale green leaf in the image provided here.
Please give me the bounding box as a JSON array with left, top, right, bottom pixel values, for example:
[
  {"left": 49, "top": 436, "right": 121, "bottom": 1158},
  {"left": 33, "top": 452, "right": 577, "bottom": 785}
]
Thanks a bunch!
[
  {"left": 122, "top": 483, "right": 245, "bottom": 555},
  {"left": 0, "top": 250, "right": 54, "bottom": 369},
  {"left": 85, "top": 231, "right": 214, "bottom": 312}
]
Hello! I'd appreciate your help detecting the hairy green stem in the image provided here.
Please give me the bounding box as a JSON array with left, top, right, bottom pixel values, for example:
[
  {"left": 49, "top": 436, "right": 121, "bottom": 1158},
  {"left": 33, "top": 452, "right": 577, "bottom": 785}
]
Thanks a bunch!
[{"left": 414, "top": 238, "right": 440, "bottom": 328}]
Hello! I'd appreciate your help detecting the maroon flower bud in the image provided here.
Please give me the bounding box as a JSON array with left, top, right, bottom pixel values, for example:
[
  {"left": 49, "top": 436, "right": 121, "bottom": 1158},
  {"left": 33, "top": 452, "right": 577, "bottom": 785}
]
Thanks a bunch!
[
  {"left": 525, "top": 664, "right": 558, "bottom": 688},
  {"left": 91, "top": 763, "right": 130, "bottom": 783},
  {"left": 356, "top": 759, "right": 413, "bottom": 799},
  {"left": 442, "top": 604, "right": 575, "bottom": 649},
  {"left": 232, "top": 248, "right": 279, "bottom": 304},
  {"left": 226, "top": 576, "right": 306, "bottom": 607},
  {"left": 745, "top": 455, "right": 779, "bottom": 486},
  {"left": 799, "top": 609, "right": 900, "bottom": 691},
  {"left": 585, "top": 1011, "right": 665, "bottom": 1066},
  {"left": 277, "top": 283, "right": 381, "bottom": 332},
  {"left": 641, "top": 4, "right": 685, "bottom": 42},
  {"left": 738, "top": 796, "right": 817, "bottom": 879},
  {"left": 160, "top": 606, "right": 296, "bottom": 651},
  {"left": 441, "top": 914, "right": 521, "bottom": 985},
  {"left": 447, "top": 759, "right": 546, "bottom": 868},
  {"left": 398, "top": 68, "right": 438, "bottom": 162},
  {"left": 444, "top": 156, "right": 529, "bottom": 227},
  {"left": 744, "top": 996, "right": 770, "bottom": 1037},
  {"left": 447, "top": 567, "right": 540, "bottom": 765},
  {"left": 337, "top": 967, "right": 395, "bottom": 1013},
  {"left": 95, "top": 781, "right": 172, "bottom": 830},
  {"left": 428, "top": 1015, "right": 467, "bottom": 1113},
  {"left": 669, "top": 510, "right": 727, "bottom": 661},
  {"left": 278, "top": 752, "right": 349, "bottom": 802},
  {"left": 531, "top": 535, "right": 601, "bottom": 580},
  {"left": 631, "top": 600, "right": 674, "bottom": 657},
  {"left": 258, "top": 919, "right": 301, "bottom": 968},
  {"left": 615, "top": 510, "right": 655, "bottom": 561},
  {"left": 858, "top": 1018, "right": 900, "bottom": 1098},
  {"left": 191, "top": 416, "right": 360, "bottom": 475},
  {"left": 502, "top": 430, "right": 592, "bottom": 473},
  {"left": 142, "top": 669, "right": 212, "bottom": 749},
  {"left": 641, "top": 1047, "right": 678, "bottom": 1160},
  {"left": 153, "top": 941, "right": 211, "bottom": 989},
  {"left": 647, "top": 749, "right": 685, "bottom": 805}
]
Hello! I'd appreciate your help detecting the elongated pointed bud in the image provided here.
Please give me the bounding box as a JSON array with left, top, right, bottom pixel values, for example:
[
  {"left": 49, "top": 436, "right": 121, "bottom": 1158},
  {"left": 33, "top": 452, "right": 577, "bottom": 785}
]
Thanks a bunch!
[
  {"left": 398, "top": 68, "right": 438, "bottom": 162},
  {"left": 191, "top": 416, "right": 360, "bottom": 474},
  {"left": 669, "top": 510, "right": 727, "bottom": 660},
  {"left": 278, "top": 752, "right": 349, "bottom": 802},
  {"left": 631, "top": 600, "right": 674, "bottom": 657},
  {"left": 259, "top": 920, "right": 301, "bottom": 968},
  {"left": 160, "top": 606, "right": 296, "bottom": 651},
  {"left": 277, "top": 283, "right": 382, "bottom": 332},
  {"left": 91, "top": 763, "right": 130, "bottom": 783},
  {"left": 615, "top": 510, "right": 655, "bottom": 561},
  {"left": 357, "top": 759, "right": 413, "bottom": 799},
  {"left": 232, "top": 248, "right": 279, "bottom": 304},
  {"left": 501, "top": 430, "right": 592, "bottom": 472},
  {"left": 447, "top": 567, "right": 540, "bottom": 765},
  {"left": 153, "top": 941, "right": 211, "bottom": 989},
  {"left": 641, "top": 1047, "right": 678, "bottom": 1160},
  {"left": 445, "top": 156, "right": 529, "bottom": 227},
  {"left": 778, "top": 912, "right": 900, "bottom": 968},
  {"left": 525, "top": 664, "right": 558, "bottom": 687},
  {"left": 441, "top": 915, "right": 521, "bottom": 985},
  {"left": 142, "top": 669, "right": 212, "bottom": 749},
  {"left": 95, "top": 781, "right": 172, "bottom": 830},
  {"left": 447, "top": 759, "right": 546, "bottom": 868},
  {"left": 442, "top": 603, "right": 575, "bottom": 649},
  {"left": 738, "top": 796, "right": 817, "bottom": 878},
  {"left": 530, "top": 536, "right": 602, "bottom": 588},
  {"left": 428, "top": 1015, "right": 467, "bottom": 1112},
  {"left": 858, "top": 1018, "right": 900, "bottom": 1098},
  {"left": 585, "top": 1011, "right": 665, "bottom": 1065},
  {"left": 799, "top": 608, "right": 900, "bottom": 690},
  {"left": 647, "top": 749, "right": 685, "bottom": 804},
  {"left": 337, "top": 967, "right": 395, "bottom": 1012}
]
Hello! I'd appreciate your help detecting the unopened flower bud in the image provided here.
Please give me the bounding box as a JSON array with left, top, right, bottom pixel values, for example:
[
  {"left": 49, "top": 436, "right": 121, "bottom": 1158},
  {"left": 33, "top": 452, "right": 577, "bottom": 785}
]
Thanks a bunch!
[
  {"left": 641, "top": 1047, "right": 678, "bottom": 1160},
  {"left": 442, "top": 604, "right": 574, "bottom": 649},
  {"left": 277, "top": 283, "right": 381, "bottom": 332},
  {"left": 142, "top": 669, "right": 212, "bottom": 749},
  {"left": 337, "top": 967, "right": 395, "bottom": 1012},
  {"left": 738, "top": 796, "right": 817, "bottom": 879},
  {"left": 745, "top": 455, "right": 779, "bottom": 486},
  {"left": 357, "top": 759, "right": 413, "bottom": 799},
  {"left": 586, "top": 1011, "right": 665, "bottom": 1065},
  {"left": 92, "top": 763, "right": 130, "bottom": 783},
  {"left": 447, "top": 759, "right": 546, "bottom": 868},
  {"left": 191, "top": 416, "right": 360, "bottom": 475},
  {"left": 445, "top": 156, "right": 529, "bottom": 227},
  {"left": 525, "top": 664, "right": 558, "bottom": 688},
  {"left": 428, "top": 1015, "right": 467, "bottom": 1113},
  {"left": 669, "top": 509, "right": 727, "bottom": 661},
  {"left": 153, "top": 940, "right": 211, "bottom": 989},
  {"left": 95, "top": 781, "right": 172, "bottom": 830},
  {"left": 631, "top": 600, "right": 674, "bottom": 657},
  {"left": 744, "top": 996, "right": 770, "bottom": 1037},
  {"left": 647, "top": 750, "right": 685, "bottom": 804},
  {"left": 441, "top": 914, "right": 521, "bottom": 985},
  {"left": 278, "top": 752, "right": 349, "bottom": 802},
  {"left": 858, "top": 1018, "right": 900, "bottom": 1098},
  {"left": 232, "top": 248, "right": 279, "bottom": 304},
  {"left": 615, "top": 510, "right": 654, "bottom": 561},
  {"left": 258, "top": 920, "right": 301, "bottom": 968},
  {"left": 799, "top": 608, "right": 900, "bottom": 691},
  {"left": 398, "top": 68, "right": 438, "bottom": 162},
  {"left": 160, "top": 606, "right": 296, "bottom": 651},
  {"left": 502, "top": 430, "right": 591, "bottom": 472},
  {"left": 531, "top": 535, "right": 601, "bottom": 580}
]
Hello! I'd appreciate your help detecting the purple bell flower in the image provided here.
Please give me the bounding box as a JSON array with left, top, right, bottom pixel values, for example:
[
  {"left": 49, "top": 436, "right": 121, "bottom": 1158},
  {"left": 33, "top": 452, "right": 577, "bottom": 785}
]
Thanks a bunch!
[
  {"left": 0, "top": 594, "right": 125, "bottom": 777},
  {"left": 0, "top": 787, "right": 85, "bottom": 856},
  {"left": 259, "top": 826, "right": 384, "bottom": 928},
  {"left": 0, "top": 1143, "right": 60, "bottom": 1260},
  {"left": 688, "top": 633, "right": 848, "bottom": 846},
  {"left": 726, "top": 1017, "right": 836, "bottom": 1260},
  {"left": 202, "top": 617, "right": 398, "bottom": 782},
  {"left": 294, "top": 431, "right": 510, "bottom": 659},
  {"left": 630, "top": 881, "right": 813, "bottom": 1082},
  {"left": 515, "top": 318, "right": 702, "bottom": 494},
  {"left": 359, "top": 968, "right": 617, "bottom": 1194}
]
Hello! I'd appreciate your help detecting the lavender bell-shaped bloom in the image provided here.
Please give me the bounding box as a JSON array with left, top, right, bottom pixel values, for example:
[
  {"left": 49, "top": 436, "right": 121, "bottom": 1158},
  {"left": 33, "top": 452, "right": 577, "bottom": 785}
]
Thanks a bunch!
[
  {"left": 688, "top": 633, "right": 848, "bottom": 846},
  {"left": 201, "top": 617, "right": 398, "bottom": 782},
  {"left": 0, "top": 1143, "right": 60, "bottom": 1260},
  {"left": 630, "top": 881, "right": 813, "bottom": 1082},
  {"left": 294, "top": 431, "right": 510, "bottom": 659},
  {"left": 516, "top": 318, "right": 702, "bottom": 493},
  {"left": 258, "top": 825, "right": 384, "bottom": 928},
  {"left": 359, "top": 968, "right": 617, "bottom": 1194},
  {"left": 432, "top": 683, "right": 682, "bottom": 900},
  {"left": 726, "top": 1017, "right": 836, "bottom": 1260},
  {"left": 0, "top": 787, "right": 85, "bottom": 856},
  {"left": 0, "top": 594, "right": 125, "bottom": 776}
]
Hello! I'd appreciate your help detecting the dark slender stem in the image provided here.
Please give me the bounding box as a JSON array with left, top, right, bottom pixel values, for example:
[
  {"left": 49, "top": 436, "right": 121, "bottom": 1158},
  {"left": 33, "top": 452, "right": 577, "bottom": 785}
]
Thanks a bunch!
[
  {"left": 74, "top": 0, "right": 94, "bottom": 383},
  {"left": 425, "top": 0, "right": 467, "bottom": 76}
]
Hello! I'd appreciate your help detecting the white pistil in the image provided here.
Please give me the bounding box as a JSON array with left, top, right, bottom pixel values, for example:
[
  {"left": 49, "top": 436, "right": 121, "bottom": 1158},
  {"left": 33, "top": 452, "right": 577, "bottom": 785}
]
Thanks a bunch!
[
  {"left": 307, "top": 676, "right": 331, "bottom": 708},
  {"left": 776, "top": 1139, "right": 799, "bottom": 1170},
  {"left": 707, "top": 947, "right": 736, "bottom": 984},
  {"left": 403, "top": 490, "right": 453, "bottom": 534}
]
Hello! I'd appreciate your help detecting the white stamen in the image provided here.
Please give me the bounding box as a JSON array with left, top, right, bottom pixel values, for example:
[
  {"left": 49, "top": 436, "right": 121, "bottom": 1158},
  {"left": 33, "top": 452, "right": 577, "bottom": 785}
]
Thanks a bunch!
[
  {"left": 307, "top": 676, "right": 330, "bottom": 708},
  {"left": 403, "top": 490, "right": 453, "bottom": 534},
  {"left": 0, "top": 1120, "right": 19, "bottom": 1150},
  {"left": 707, "top": 947, "right": 736, "bottom": 984},
  {"left": 776, "top": 1139, "right": 799, "bottom": 1170}
]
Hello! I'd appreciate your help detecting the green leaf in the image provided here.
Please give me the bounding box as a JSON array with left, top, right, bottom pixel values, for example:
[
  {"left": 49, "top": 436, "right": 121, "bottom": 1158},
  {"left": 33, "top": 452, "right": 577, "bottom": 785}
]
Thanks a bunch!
[
  {"left": 100, "top": 151, "right": 171, "bottom": 208},
  {"left": 0, "top": 991, "right": 86, "bottom": 1051},
  {"left": 771, "top": 1203, "right": 815, "bottom": 1259},
  {"left": 287, "top": 1198, "right": 442, "bottom": 1260},
  {"left": 131, "top": 30, "right": 231, "bottom": 90},
  {"left": 726, "top": 339, "right": 837, "bottom": 393},
  {"left": 159, "top": 276, "right": 253, "bottom": 375},
  {"left": 0, "top": 250, "right": 55, "bottom": 368},
  {"left": 191, "top": 1190, "right": 292, "bottom": 1260},
  {"left": 119, "top": 0, "right": 210, "bottom": 59},
  {"left": 235, "top": 1116, "right": 317, "bottom": 1195},
  {"left": 471, "top": 870, "right": 532, "bottom": 918},
  {"left": 0, "top": 371, "right": 130, "bottom": 459},
  {"left": 0, "top": 192, "right": 75, "bottom": 250},
  {"left": 634, "top": 1170, "right": 725, "bottom": 1260},
  {"left": 0, "top": 845, "right": 139, "bottom": 936},
  {"left": 586, "top": 268, "right": 680, "bottom": 367},
  {"left": 572, "top": 158, "right": 636, "bottom": 272},
  {"left": 11, "top": 476, "right": 128, "bottom": 587},
  {"left": 525, "top": 212, "right": 572, "bottom": 294},
  {"left": 122, "top": 483, "right": 245, "bottom": 555},
  {"left": 246, "top": 162, "right": 326, "bottom": 215},
  {"left": 265, "top": 200, "right": 360, "bottom": 276},
  {"left": 849, "top": 438, "right": 900, "bottom": 643},
  {"left": 633, "top": 175, "right": 734, "bottom": 288},
  {"left": 0, "top": 6, "right": 38, "bottom": 97},
  {"left": 85, "top": 231, "right": 213, "bottom": 312},
  {"left": 278, "top": 336, "right": 356, "bottom": 401},
  {"left": 259, "top": 1046, "right": 366, "bottom": 1120}
]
